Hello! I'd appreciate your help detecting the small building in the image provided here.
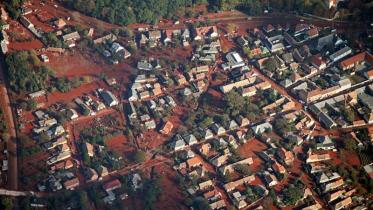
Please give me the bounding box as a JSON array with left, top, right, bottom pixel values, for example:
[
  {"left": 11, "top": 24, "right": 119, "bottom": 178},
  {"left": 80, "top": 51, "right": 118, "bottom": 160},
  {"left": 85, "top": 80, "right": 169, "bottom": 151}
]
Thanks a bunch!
[
  {"left": 99, "top": 89, "right": 119, "bottom": 107},
  {"left": 184, "top": 134, "right": 198, "bottom": 145},
  {"left": 53, "top": 18, "right": 66, "bottom": 29},
  {"left": 251, "top": 122, "right": 272, "bottom": 135},
  {"left": 103, "top": 179, "right": 122, "bottom": 191},
  {"left": 63, "top": 177, "right": 79, "bottom": 190},
  {"left": 160, "top": 121, "right": 173, "bottom": 135}
]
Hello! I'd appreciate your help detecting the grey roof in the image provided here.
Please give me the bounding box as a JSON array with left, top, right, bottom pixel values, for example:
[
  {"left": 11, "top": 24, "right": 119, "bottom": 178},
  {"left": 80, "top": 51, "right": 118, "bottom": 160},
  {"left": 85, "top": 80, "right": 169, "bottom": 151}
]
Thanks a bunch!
[
  {"left": 183, "top": 134, "right": 197, "bottom": 144},
  {"left": 358, "top": 92, "right": 373, "bottom": 110},
  {"left": 318, "top": 112, "right": 336, "bottom": 128}
]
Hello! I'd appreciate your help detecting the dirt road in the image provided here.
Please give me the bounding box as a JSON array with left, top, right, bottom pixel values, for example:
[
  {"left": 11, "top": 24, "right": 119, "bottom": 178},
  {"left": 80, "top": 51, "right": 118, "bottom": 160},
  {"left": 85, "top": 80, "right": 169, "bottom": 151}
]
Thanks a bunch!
[{"left": 0, "top": 57, "right": 18, "bottom": 190}]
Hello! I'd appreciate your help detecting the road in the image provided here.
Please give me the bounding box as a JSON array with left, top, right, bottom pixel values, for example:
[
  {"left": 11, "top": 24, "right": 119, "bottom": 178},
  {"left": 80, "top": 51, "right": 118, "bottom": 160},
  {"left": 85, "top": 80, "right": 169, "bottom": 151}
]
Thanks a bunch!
[{"left": 0, "top": 57, "right": 18, "bottom": 190}]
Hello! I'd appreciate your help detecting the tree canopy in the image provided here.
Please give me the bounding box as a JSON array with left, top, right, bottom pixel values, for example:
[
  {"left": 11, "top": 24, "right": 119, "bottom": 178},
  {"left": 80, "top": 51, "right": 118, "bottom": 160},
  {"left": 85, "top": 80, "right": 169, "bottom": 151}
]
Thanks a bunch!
[{"left": 62, "top": 0, "right": 207, "bottom": 25}]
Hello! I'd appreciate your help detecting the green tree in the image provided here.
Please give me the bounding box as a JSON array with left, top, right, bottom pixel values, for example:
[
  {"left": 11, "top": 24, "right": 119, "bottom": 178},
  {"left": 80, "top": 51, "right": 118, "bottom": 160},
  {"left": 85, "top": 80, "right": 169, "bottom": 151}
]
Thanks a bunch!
[{"left": 132, "top": 150, "right": 146, "bottom": 163}]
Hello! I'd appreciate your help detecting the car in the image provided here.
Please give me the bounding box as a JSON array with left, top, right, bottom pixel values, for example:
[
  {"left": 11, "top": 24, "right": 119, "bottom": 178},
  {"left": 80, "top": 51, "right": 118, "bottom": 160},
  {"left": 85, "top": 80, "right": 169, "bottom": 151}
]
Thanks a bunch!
[{"left": 300, "top": 19, "right": 305, "bottom": 22}]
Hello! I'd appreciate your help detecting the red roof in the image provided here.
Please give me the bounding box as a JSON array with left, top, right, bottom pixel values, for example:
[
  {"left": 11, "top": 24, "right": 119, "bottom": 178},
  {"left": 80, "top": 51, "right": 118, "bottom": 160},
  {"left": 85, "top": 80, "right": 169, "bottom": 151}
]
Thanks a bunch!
[
  {"left": 103, "top": 179, "right": 121, "bottom": 191},
  {"left": 311, "top": 54, "right": 325, "bottom": 66},
  {"left": 340, "top": 52, "right": 367, "bottom": 69}
]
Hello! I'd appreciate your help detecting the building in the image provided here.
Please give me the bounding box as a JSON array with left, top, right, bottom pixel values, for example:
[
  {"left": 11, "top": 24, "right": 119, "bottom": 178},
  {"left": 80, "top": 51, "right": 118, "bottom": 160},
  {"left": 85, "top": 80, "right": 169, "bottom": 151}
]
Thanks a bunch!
[
  {"left": 194, "top": 26, "right": 218, "bottom": 40},
  {"left": 99, "top": 89, "right": 119, "bottom": 107},
  {"left": 222, "top": 51, "right": 245, "bottom": 70},
  {"left": 184, "top": 134, "right": 198, "bottom": 145},
  {"left": 160, "top": 121, "right": 173, "bottom": 135},
  {"left": 339, "top": 51, "right": 372, "bottom": 71},
  {"left": 63, "top": 178, "right": 79, "bottom": 190},
  {"left": 277, "top": 148, "right": 294, "bottom": 165},
  {"left": 62, "top": 31, "right": 80, "bottom": 42},
  {"left": 251, "top": 122, "right": 272, "bottom": 135},
  {"left": 363, "top": 163, "right": 373, "bottom": 179},
  {"left": 103, "top": 179, "right": 121, "bottom": 191},
  {"left": 53, "top": 18, "right": 66, "bottom": 29},
  {"left": 84, "top": 142, "right": 94, "bottom": 157},
  {"left": 315, "top": 135, "right": 335, "bottom": 151},
  {"left": 329, "top": 46, "right": 352, "bottom": 63}
]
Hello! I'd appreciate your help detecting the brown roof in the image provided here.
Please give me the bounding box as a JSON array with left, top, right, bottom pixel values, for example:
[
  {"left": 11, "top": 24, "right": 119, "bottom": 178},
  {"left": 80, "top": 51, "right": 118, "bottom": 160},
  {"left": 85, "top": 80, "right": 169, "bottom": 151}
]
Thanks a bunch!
[
  {"left": 340, "top": 52, "right": 367, "bottom": 69},
  {"left": 64, "top": 178, "right": 79, "bottom": 189},
  {"left": 103, "top": 179, "right": 121, "bottom": 191},
  {"left": 160, "top": 121, "right": 173, "bottom": 135},
  {"left": 187, "top": 156, "right": 202, "bottom": 168}
]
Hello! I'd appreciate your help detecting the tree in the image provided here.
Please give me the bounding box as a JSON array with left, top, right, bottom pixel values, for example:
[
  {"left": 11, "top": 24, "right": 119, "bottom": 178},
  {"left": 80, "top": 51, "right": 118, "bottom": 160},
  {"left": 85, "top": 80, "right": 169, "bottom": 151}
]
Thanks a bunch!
[
  {"left": 27, "top": 99, "right": 37, "bottom": 111},
  {"left": 234, "top": 164, "right": 252, "bottom": 176},
  {"left": 343, "top": 136, "right": 357, "bottom": 151},
  {"left": 192, "top": 197, "right": 212, "bottom": 210},
  {"left": 132, "top": 150, "right": 146, "bottom": 163},
  {"left": 263, "top": 57, "right": 278, "bottom": 72},
  {"left": 0, "top": 196, "right": 13, "bottom": 210}
]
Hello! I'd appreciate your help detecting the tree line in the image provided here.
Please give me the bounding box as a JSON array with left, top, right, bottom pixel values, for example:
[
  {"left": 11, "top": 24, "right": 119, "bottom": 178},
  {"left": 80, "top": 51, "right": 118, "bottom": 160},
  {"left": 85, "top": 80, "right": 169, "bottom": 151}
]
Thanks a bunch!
[{"left": 62, "top": 0, "right": 207, "bottom": 25}]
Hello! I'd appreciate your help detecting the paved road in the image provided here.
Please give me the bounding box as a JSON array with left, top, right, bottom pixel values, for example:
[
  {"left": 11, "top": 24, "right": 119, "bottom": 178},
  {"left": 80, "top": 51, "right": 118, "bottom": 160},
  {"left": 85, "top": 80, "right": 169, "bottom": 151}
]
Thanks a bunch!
[{"left": 0, "top": 57, "right": 18, "bottom": 190}]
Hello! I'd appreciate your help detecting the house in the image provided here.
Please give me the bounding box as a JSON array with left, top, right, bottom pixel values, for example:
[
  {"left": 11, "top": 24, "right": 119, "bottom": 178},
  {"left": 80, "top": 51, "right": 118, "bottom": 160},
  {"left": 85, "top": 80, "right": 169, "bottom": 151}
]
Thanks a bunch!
[
  {"left": 20, "top": 16, "right": 34, "bottom": 28},
  {"left": 85, "top": 167, "right": 99, "bottom": 181},
  {"left": 251, "top": 122, "right": 272, "bottom": 135},
  {"left": 339, "top": 51, "right": 372, "bottom": 71},
  {"left": 272, "top": 161, "right": 286, "bottom": 174},
  {"left": 232, "top": 191, "right": 247, "bottom": 209},
  {"left": 315, "top": 135, "right": 335, "bottom": 151},
  {"left": 306, "top": 150, "right": 331, "bottom": 163},
  {"left": 199, "top": 143, "right": 211, "bottom": 155},
  {"left": 198, "top": 180, "right": 213, "bottom": 191},
  {"left": 62, "top": 31, "right": 80, "bottom": 42},
  {"left": 1, "top": 7, "right": 8, "bottom": 21},
  {"left": 219, "top": 157, "right": 253, "bottom": 175},
  {"left": 147, "top": 30, "right": 162, "bottom": 41},
  {"left": 209, "top": 199, "right": 226, "bottom": 210},
  {"left": 110, "top": 42, "right": 124, "bottom": 53},
  {"left": 103, "top": 179, "right": 121, "bottom": 191},
  {"left": 322, "top": 179, "right": 344, "bottom": 193},
  {"left": 144, "top": 120, "right": 156, "bottom": 130},
  {"left": 228, "top": 120, "right": 239, "bottom": 130},
  {"left": 98, "top": 165, "right": 109, "bottom": 177},
  {"left": 203, "top": 129, "right": 214, "bottom": 140},
  {"left": 327, "top": 189, "right": 346, "bottom": 203},
  {"left": 211, "top": 123, "right": 226, "bottom": 136},
  {"left": 63, "top": 178, "right": 79, "bottom": 190},
  {"left": 184, "top": 134, "right": 197, "bottom": 145},
  {"left": 236, "top": 36, "right": 248, "bottom": 47},
  {"left": 329, "top": 46, "right": 352, "bottom": 63},
  {"left": 223, "top": 175, "right": 255, "bottom": 192},
  {"left": 172, "top": 137, "right": 186, "bottom": 151},
  {"left": 222, "top": 51, "right": 245, "bottom": 70},
  {"left": 334, "top": 197, "right": 352, "bottom": 210},
  {"left": 194, "top": 26, "right": 218, "bottom": 40},
  {"left": 99, "top": 89, "right": 119, "bottom": 107},
  {"left": 236, "top": 115, "right": 250, "bottom": 127},
  {"left": 363, "top": 163, "right": 373, "bottom": 179},
  {"left": 317, "top": 171, "right": 341, "bottom": 184},
  {"left": 93, "top": 34, "right": 117, "bottom": 44},
  {"left": 277, "top": 148, "right": 294, "bottom": 165},
  {"left": 53, "top": 18, "right": 66, "bottom": 29},
  {"left": 211, "top": 153, "right": 231, "bottom": 167},
  {"left": 204, "top": 189, "right": 222, "bottom": 202},
  {"left": 311, "top": 54, "right": 326, "bottom": 70},
  {"left": 358, "top": 92, "right": 373, "bottom": 123},
  {"left": 160, "top": 121, "right": 173, "bottom": 135},
  {"left": 187, "top": 156, "right": 202, "bottom": 168},
  {"left": 84, "top": 142, "right": 94, "bottom": 157},
  {"left": 262, "top": 172, "right": 278, "bottom": 187}
]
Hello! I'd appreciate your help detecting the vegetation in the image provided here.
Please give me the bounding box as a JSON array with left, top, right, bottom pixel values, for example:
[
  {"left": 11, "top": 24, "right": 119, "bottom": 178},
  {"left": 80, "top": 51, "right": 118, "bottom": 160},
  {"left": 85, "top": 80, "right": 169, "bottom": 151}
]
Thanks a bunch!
[
  {"left": 5, "top": 51, "right": 54, "bottom": 93},
  {"left": 281, "top": 179, "right": 304, "bottom": 206},
  {"left": 42, "top": 32, "right": 65, "bottom": 48},
  {"left": 62, "top": 0, "right": 207, "bottom": 25},
  {"left": 132, "top": 150, "right": 146, "bottom": 163},
  {"left": 4, "top": 0, "right": 25, "bottom": 19},
  {"left": 273, "top": 118, "right": 293, "bottom": 136}
]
